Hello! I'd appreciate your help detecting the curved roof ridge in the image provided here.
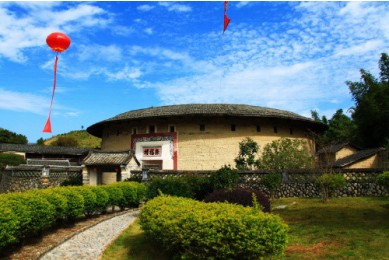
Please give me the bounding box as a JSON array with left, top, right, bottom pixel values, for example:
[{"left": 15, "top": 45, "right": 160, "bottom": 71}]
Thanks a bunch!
[{"left": 87, "top": 104, "right": 326, "bottom": 137}]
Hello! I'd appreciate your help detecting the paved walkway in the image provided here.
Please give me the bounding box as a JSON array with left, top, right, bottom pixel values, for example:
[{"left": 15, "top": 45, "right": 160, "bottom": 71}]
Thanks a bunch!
[{"left": 41, "top": 211, "right": 138, "bottom": 260}]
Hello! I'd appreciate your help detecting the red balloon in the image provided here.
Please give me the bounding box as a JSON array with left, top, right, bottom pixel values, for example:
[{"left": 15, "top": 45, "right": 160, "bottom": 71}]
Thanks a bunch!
[{"left": 46, "top": 32, "right": 71, "bottom": 53}]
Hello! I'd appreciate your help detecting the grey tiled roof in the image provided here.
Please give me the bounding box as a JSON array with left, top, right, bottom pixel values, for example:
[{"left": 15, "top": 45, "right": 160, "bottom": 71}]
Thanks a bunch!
[
  {"left": 83, "top": 150, "right": 138, "bottom": 166},
  {"left": 317, "top": 142, "right": 353, "bottom": 154},
  {"left": 332, "top": 148, "right": 385, "bottom": 168},
  {"left": 27, "top": 159, "right": 71, "bottom": 166},
  {"left": 5, "top": 165, "right": 83, "bottom": 171},
  {"left": 0, "top": 143, "right": 91, "bottom": 155},
  {"left": 87, "top": 104, "right": 327, "bottom": 137}
]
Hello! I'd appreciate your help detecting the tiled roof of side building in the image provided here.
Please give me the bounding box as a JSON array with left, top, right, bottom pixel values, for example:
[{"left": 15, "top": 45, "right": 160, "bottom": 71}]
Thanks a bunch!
[
  {"left": 332, "top": 148, "right": 386, "bottom": 168},
  {"left": 87, "top": 104, "right": 327, "bottom": 137},
  {"left": 82, "top": 150, "right": 139, "bottom": 166},
  {"left": 0, "top": 143, "right": 92, "bottom": 155}
]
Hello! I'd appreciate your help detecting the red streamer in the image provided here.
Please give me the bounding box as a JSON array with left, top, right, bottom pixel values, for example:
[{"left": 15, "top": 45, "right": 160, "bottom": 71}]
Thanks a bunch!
[{"left": 43, "top": 55, "right": 58, "bottom": 133}]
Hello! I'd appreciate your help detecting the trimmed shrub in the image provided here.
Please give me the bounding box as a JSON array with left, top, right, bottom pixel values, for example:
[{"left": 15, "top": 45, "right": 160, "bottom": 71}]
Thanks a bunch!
[
  {"left": 112, "top": 182, "right": 141, "bottom": 209},
  {"left": 72, "top": 187, "right": 98, "bottom": 216},
  {"left": 182, "top": 174, "right": 213, "bottom": 201},
  {"left": 209, "top": 165, "right": 240, "bottom": 191},
  {"left": 0, "top": 199, "right": 21, "bottom": 249},
  {"left": 140, "top": 196, "right": 288, "bottom": 259},
  {"left": 204, "top": 188, "right": 271, "bottom": 212},
  {"left": 100, "top": 185, "right": 124, "bottom": 210},
  {"left": 0, "top": 153, "right": 25, "bottom": 170},
  {"left": 54, "top": 187, "right": 85, "bottom": 221},
  {"left": 30, "top": 189, "right": 68, "bottom": 221},
  {"left": 90, "top": 186, "right": 110, "bottom": 213},
  {"left": 1, "top": 193, "right": 55, "bottom": 237},
  {"left": 377, "top": 171, "right": 389, "bottom": 188},
  {"left": 146, "top": 176, "right": 193, "bottom": 200}
]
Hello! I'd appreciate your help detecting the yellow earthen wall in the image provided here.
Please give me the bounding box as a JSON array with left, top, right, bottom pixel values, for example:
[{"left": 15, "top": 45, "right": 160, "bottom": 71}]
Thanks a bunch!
[
  {"left": 335, "top": 146, "right": 358, "bottom": 160},
  {"left": 100, "top": 118, "right": 315, "bottom": 170},
  {"left": 344, "top": 154, "right": 379, "bottom": 169},
  {"left": 102, "top": 172, "right": 116, "bottom": 184}
]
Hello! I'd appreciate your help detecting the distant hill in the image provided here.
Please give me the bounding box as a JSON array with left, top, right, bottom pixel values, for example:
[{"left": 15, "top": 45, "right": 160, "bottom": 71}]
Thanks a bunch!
[{"left": 44, "top": 130, "right": 101, "bottom": 148}]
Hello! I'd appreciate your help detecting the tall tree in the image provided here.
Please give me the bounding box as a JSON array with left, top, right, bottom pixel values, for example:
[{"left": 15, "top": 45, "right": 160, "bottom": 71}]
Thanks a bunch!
[
  {"left": 310, "top": 109, "right": 356, "bottom": 148},
  {"left": 347, "top": 53, "right": 389, "bottom": 148},
  {"left": 0, "top": 128, "right": 28, "bottom": 144}
]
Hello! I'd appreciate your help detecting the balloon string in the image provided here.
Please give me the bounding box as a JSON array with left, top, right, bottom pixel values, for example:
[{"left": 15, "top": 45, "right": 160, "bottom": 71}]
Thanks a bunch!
[{"left": 48, "top": 55, "right": 58, "bottom": 119}]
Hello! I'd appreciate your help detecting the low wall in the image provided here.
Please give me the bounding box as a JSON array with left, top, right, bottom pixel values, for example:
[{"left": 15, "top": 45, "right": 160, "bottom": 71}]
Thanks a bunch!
[
  {"left": 0, "top": 170, "right": 82, "bottom": 193},
  {"left": 129, "top": 169, "right": 388, "bottom": 198}
]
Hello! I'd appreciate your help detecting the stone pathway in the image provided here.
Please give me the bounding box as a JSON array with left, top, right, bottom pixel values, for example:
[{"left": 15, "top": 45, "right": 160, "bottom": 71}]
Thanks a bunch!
[{"left": 41, "top": 211, "right": 138, "bottom": 260}]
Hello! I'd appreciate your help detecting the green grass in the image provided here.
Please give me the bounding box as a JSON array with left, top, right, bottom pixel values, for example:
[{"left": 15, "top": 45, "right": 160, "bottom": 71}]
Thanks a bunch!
[
  {"left": 44, "top": 130, "right": 101, "bottom": 148},
  {"left": 102, "top": 197, "right": 389, "bottom": 259}
]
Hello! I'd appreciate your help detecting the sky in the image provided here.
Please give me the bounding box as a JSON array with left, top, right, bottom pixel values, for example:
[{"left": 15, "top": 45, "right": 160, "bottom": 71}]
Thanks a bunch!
[{"left": 0, "top": 1, "right": 388, "bottom": 143}]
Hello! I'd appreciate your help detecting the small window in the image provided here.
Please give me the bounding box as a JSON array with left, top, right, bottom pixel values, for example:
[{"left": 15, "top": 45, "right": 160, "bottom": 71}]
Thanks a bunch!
[
  {"left": 132, "top": 128, "right": 137, "bottom": 134},
  {"left": 256, "top": 125, "right": 261, "bottom": 132},
  {"left": 149, "top": 125, "right": 155, "bottom": 133},
  {"left": 200, "top": 124, "right": 205, "bottom": 131},
  {"left": 231, "top": 124, "right": 236, "bottom": 131},
  {"left": 273, "top": 126, "right": 278, "bottom": 133},
  {"left": 169, "top": 125, "right": 175, "bottom": 133},
  {"left": 290, "top": 128, "right": 294, "bottom": 135}
]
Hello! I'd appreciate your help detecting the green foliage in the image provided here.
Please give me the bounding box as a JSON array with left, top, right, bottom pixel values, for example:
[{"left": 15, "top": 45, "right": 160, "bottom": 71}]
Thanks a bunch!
[
  {"left": 112, "top": 182, "right": 146, "bottom": 209},
  {"left": 100, "top": 185, "right": 124, "bottom": 209},
  {"left": 182, "top": 174, "right": 213, "bottom": 200},
  {"left": 209, "top": 165, "right": 240, "bottom": 191},
  {"left": 0, "top": 153, "right": 25, "bottom": 170},
  {"left": 234, "top": 137, "right": 260, "bottom": 170},
  {"left": 316, "top": 173, "right": 347, "bottom": 202},
  {"left": 36, "top": 137, "right": 45, "bottom": 145},
  {"left": 44, "top": 130, "right": 101, "bottom": 148},
  {"left": 347, "top": 53, "right": 389, "bottom": 148},
  {"left": 146, "top": 176, "right": 193, "bottom": 200},
  {"left": 204, "top": 188, "right": 271, "bottom": 212},
  {"left": 54, "top": 187, "right": 85, "bottom": 221},
  {"left": 311, "top": 109, "right": 357, "bottom": 148},
  {"left": 73, "top": 187, "right": 98, "bottom": 216},
  {"left": 50, "top": 136, "right": 79, "bottom": 147},
  {"left": 0, "top": 128, "right": 28, "bottom": 144},
  {"left": 259, "top": 138, "right": 314, "bottom": 172},
  {"left": 0, "top": 198, "right": 22, "bottom": 249},
  {"left": 33, "top": 189, "right": 68, "bottom": 220},
  {"left": 90, "top": 187, "right": 110, "bottom": 213},
  {"left": 377, "top": 171, "right": 389, "bottom": 188},
  {"left": 139, "top": 196, "right": 288, "bottom": 259},
  {"left": 261, "top": 172, "right": 282, "bottom": 198}
]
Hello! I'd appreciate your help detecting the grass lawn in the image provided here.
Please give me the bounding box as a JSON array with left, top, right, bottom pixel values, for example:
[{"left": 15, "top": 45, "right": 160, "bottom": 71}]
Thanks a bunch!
[{"left": 102, "top": 197, "right": 389, "bottom": 259}]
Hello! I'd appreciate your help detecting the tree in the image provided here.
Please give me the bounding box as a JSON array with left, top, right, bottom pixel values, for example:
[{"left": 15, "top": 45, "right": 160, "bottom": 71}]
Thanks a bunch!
[
  {"left": 0, "top": 128, "right": 28, "bottom": 144},
  {"left": 311, "top": 109, "right": 356, "bottom": 148},
  {"left": 50, "top": 136, "right": 78, "bottom": 147},
  {"left": 258, "top": 138, "right": 314, "bottom": 172},
  {"left": 347, "top": 53, "right": 389, "bottom": 148},
  {"left": 234, "top": 137, "right": 260, "bottom": 170},
  {"left": 36, "top": 138, "right": 45, "bottom": 145}
]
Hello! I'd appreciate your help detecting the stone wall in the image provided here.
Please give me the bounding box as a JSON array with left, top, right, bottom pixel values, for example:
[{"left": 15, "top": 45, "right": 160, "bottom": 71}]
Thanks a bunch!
[
  {"left": 129, "top": 169, "right": 388, "bottom": 198},
  {"left": 0, "top": 170, "right": 82, "bottom": 193}
]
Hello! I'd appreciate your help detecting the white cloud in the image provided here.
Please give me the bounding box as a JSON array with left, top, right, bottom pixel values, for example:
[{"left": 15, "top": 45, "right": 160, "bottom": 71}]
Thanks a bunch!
[
  {"left": 0, "top": 88, "right": 48, "bottom": 114},
  {"left": 0, "top": 3, "right": 111, "bottom": 63},
  {"left": 158, "top": 2, "right": 192, "bottom": 13},
  {"left": 104, "top": 66, "right": 142, "bottom": 81},
  {"left": 144, "top": 28, "right": 153, "bottom": 35},
  {"left": 137, "top": 4, "right": 155, "bottom": 12},
  {"left": 236, "top": 2, "right": 250, "bottom": 9},
  {"left": 77, "top": 44, "right": 123, "bottom": 62}
]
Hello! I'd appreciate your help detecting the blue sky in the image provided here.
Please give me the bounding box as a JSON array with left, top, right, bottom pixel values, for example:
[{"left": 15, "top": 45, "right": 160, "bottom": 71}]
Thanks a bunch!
[{"left": 0, "top": 1, "right": 388, "bottom": 143}]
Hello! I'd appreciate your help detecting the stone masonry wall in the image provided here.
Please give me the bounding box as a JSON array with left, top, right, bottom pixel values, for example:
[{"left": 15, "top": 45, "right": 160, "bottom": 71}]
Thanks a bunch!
[
  {"left": 0, "top": 170, "right": 82, "bottom": 193},
  {"left": 129, "top": 169, "right": 388, "bottom": 198}
]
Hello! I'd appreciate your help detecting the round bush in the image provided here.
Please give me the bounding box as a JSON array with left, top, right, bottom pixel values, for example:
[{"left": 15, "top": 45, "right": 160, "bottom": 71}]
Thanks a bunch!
[
  {"left": 54, "top": 187, "right": 85, "bottom": 221},
  {"left": 140, "top": 196, "right": 288, "bottom": 259},
  {"left": 100, "top": 185, "right": 124, "bottom": 209},
  {"left": 182, "top": 174, "right": 213, "bottom": 201},
  {"left": 34, "top": 189, "right": 68, "bottom": 220},
  {"left": 146, "top": 176, "right": 194, "bottom": 200},
  {"left": 72, "top": 187, "right": 98, "bottom": 216},
  {"left": 209, "top": 165, "right": 240, "bottom": 191},
  {"left": 377, "top": 171, "right": 389, "bottom": 188},
  {"left": 0, "top": 198, "right": 21, "bottom": 249},
  {"left": 204, "top": 188, "right": 271, "bottom": 212},
  {"left": 90, "top": 187, "right": 110, "bottom": 213}
]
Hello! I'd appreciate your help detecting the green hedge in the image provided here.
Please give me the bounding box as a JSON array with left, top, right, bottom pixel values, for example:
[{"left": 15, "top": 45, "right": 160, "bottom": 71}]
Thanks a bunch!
[
  {"left": 140, "top": 196, "right": 288, "bottom": 259},
  {"left": 0, "top": 181, "right": 146, "bottom": 250}
]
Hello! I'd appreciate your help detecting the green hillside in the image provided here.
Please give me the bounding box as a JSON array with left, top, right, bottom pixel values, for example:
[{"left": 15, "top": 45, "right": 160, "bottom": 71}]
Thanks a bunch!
[{"left": 44, "top": 130, "right": 101, "bottom": 148}]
